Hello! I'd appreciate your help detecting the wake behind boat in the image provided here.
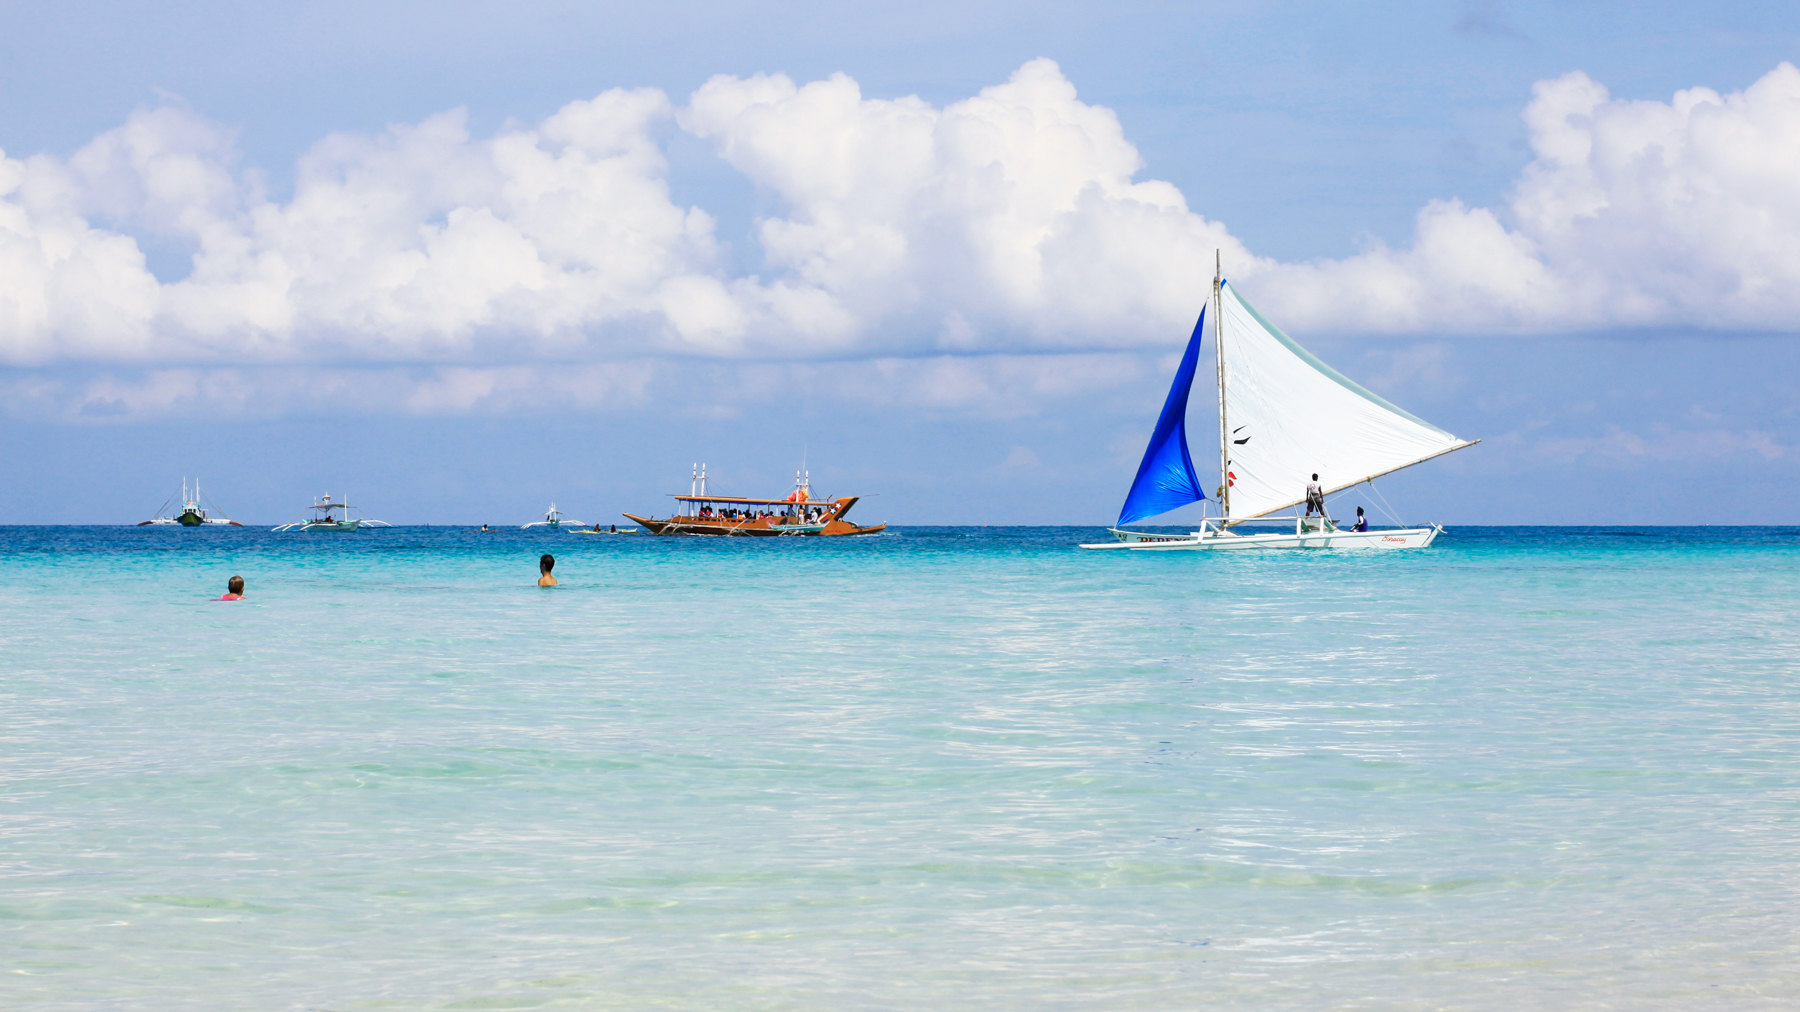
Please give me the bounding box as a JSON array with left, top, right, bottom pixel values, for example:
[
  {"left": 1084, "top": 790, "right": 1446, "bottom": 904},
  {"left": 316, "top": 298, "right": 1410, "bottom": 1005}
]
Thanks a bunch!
[
  {"left": 624, "top": 465, "right": 885, "bottom": 537},
  {"left": 272, "top": 494, "right": 392, "bottom": 532},
  {"left": 1081, "top": 254, "right": 1476, "bottom": 551}
]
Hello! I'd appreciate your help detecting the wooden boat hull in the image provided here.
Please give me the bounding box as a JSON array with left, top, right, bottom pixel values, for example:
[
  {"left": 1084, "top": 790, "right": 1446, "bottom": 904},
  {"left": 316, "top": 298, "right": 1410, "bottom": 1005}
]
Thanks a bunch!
[{"left": 623, "top": 513, "right": 885, "bottom": 537}]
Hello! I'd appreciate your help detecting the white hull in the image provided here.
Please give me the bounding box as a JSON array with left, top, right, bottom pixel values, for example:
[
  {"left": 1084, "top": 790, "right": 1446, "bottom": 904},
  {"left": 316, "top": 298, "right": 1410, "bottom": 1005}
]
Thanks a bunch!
[{"left": 1080, "top": 524, "right": 1442, "bottom": 551}]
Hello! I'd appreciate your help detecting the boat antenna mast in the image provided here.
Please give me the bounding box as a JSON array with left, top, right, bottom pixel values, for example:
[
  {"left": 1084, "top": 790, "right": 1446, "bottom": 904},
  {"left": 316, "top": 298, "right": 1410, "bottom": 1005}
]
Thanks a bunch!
[{"left": 1214, "top": 250, "right": 1229, "bottom": 520}]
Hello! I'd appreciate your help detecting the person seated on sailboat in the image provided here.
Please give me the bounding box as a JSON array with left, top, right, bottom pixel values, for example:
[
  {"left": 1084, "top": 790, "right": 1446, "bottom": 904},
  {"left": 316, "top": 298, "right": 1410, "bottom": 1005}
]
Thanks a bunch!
[
  {"left": 1304, "top": 474, "right": 1326, "bottom": 517},
  {"left": 1351, "top": 507, "right": 1368, "bottom": 532}
]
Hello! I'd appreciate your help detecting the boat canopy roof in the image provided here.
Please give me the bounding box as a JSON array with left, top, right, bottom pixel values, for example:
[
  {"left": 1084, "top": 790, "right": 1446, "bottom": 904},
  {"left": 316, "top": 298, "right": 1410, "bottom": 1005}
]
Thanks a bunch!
[{"left": 673, "top": 494, "right": 835, "bottom": 506}]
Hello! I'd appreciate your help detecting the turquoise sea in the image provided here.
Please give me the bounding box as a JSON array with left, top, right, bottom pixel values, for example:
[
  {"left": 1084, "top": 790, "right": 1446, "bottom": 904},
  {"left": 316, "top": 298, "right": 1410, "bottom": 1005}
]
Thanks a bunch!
[{"left": 3, "top": 526, "right": 1797, "bottom": 1009}]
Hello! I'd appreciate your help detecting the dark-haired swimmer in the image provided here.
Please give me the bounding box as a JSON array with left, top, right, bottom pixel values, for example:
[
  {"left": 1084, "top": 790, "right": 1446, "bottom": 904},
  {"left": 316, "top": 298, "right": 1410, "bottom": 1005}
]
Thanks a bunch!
[
  {"left": 217, "top": 575, "right": 245, "bottom": 601},
  {"left": 538, "top": 554, "right": 557, "bottom": 587}
]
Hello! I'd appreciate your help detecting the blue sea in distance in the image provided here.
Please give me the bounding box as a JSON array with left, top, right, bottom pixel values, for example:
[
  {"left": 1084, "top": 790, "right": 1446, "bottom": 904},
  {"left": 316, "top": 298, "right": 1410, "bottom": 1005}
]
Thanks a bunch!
[{"left": 3, "top": 525, "right": 1798, "bottom": 1009}]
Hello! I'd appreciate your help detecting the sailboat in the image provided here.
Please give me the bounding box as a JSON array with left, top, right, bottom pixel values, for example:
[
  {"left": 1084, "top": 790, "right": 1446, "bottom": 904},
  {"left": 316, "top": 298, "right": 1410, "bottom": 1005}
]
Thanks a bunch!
[{"left": 1080, "top": 255, "right": 1477, "bottom": 551}]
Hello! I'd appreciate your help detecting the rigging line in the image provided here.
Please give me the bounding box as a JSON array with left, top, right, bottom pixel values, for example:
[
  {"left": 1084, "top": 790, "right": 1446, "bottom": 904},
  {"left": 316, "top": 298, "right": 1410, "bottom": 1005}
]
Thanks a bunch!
[{"left": 1367, "top": 480, "right": 1406, "bottom": 526}]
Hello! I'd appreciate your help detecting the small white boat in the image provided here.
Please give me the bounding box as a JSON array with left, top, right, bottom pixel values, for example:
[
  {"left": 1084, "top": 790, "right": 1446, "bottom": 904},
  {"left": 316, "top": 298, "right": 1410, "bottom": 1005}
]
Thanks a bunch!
[
  {"left": 273, "top": 494, "right": 392, "bottom": 532},
  {"left": 569, "top": 525, "right": 640, "bottom": 535},
  {"left": 522, "top": 503, "right": 585, "bottom": 530},
  {"left": 1081, "top": 254, "right": 1476, "bottom": 552}
]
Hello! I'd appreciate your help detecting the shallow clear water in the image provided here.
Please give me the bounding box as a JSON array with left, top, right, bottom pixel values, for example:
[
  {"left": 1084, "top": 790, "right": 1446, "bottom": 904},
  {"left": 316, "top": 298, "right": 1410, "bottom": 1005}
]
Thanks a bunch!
[{"left": 3, "top": 526, "right": 1798, "bottom": 1009}]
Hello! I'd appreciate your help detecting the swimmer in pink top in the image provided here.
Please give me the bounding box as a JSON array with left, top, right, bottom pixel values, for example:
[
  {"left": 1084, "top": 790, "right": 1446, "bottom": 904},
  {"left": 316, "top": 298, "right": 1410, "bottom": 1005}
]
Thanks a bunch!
[{"left": 217, "top": 575, "right": 245, "bottom": 601}]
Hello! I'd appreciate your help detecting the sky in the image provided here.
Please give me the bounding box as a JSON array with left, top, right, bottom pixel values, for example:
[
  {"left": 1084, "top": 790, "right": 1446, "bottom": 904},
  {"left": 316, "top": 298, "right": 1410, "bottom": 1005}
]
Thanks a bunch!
[{"left": 2, "top": 0, "right": 1798, "bottom": 525}]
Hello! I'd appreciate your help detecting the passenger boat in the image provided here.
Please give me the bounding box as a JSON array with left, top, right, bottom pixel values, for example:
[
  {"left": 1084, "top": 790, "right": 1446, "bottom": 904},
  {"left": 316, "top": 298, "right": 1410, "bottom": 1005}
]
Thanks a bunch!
[
  {"left": 522, "top": 503, "right": 584, "bottom": 530},
  {"left": 272, "top": 494, "right": 393, "bottom": 532},
  {"left": 1080, "top": 254, "right": 1477, "bottom": 551},
  {"left": 624, "top": 465, "right": 886, "bottom": 537},
  {"left": 139, "top": 479, "right": 242, "bottom": 526}
]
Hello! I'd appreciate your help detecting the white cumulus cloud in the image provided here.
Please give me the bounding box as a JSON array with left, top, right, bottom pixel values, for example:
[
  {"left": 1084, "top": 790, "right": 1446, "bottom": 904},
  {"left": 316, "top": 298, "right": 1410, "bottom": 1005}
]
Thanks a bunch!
[
  {"left": 681, "top": 58, "right": 1253, "bottom": 350},
  {"left": 1256, "top": 62, "right": 1800, "bottom": 333},
  {"left": 4, "top": 58, "right": 1800, "bottom": 380}
]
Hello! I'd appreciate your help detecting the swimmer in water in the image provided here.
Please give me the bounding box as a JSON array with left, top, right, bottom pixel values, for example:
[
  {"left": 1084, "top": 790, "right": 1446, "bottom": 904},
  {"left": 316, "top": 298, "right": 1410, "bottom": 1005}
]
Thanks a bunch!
[
  {"left": 217, "top": 575, "right": 245, "bottom": 601},
  {"left": 537, "top": 554, "right": 557, "bottom": 587}
]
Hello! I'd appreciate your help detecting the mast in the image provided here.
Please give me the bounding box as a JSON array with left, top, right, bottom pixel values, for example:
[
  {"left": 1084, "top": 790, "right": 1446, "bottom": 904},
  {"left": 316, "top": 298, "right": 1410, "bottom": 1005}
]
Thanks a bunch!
[{"left": 1213, "top": 250, "right": 1228, "bottom": 519}]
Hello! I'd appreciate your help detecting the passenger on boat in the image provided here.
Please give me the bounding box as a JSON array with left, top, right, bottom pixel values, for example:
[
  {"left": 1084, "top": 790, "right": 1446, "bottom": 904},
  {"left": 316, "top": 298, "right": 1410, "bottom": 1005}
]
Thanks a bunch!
[
  {"left": 1351, "top": 507, "right": 1368, "bottom": 532},
  {"left": 1304, "top": 474, "right": 1325, "bottom": 516}
]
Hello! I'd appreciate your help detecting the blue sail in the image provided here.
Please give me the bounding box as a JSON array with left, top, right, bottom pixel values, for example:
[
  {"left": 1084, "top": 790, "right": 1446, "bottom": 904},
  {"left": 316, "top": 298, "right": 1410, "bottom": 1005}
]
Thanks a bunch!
[{"left": 1116, "top": 307, "right": 1207, "bottom": 526}]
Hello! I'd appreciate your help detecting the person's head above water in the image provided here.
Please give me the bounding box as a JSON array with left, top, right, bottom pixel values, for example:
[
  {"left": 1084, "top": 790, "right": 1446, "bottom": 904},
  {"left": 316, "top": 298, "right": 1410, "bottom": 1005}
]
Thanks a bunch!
[
  {"left": 538, "top": 554, "right": 557, "bottom": 586},
  {"left": 218, "top": 575, "right": 245, "bottom": 600}
]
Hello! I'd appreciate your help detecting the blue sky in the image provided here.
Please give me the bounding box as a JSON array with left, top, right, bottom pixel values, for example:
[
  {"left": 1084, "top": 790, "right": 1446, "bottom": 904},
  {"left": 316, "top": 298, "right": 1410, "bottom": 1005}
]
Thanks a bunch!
[{"left": 3, "top": 1, "right": 1797, "bottom": 524}]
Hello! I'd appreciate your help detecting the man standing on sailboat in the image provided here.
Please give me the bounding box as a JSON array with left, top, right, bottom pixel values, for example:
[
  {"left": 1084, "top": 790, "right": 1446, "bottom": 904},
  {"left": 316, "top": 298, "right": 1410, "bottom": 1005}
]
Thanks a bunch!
[{"left": 1305, "top": 474, "right": 1325, "bottom": 517}]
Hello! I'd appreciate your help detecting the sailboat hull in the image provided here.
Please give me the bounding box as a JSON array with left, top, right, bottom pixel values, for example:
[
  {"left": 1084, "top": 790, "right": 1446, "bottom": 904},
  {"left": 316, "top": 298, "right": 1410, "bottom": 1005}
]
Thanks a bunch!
[{"left": 1079, "top": 526, "right": 1442, "bottom": 551}]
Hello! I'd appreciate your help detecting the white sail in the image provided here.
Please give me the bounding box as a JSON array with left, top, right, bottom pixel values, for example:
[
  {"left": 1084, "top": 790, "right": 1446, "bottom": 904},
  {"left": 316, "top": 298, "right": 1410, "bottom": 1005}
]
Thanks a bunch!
[{"left": 1217, "top": 280, "right": 1474, "bottom": 520}]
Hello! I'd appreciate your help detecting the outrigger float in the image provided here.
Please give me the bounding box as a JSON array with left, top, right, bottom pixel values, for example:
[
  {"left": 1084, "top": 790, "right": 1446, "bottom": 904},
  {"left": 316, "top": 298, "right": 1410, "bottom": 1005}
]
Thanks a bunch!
[
  {"left": 140, "top": 479, "right": 242, "bottom": 526},
  {"left": 624, "top": 465, "right": 886, "bottom": 537},
  {"left": 273, "top": 494, "right": 392, "bottom": 532},
  {"left": 1081, "top": 254, "right": 1476, "bottom": 552}
]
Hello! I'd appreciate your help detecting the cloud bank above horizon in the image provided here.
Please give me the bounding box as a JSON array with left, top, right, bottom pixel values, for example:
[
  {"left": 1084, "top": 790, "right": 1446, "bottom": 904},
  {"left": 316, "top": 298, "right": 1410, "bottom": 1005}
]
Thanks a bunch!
[{"left": 5, "top": 57, "right": 1800, "bottom": 376}]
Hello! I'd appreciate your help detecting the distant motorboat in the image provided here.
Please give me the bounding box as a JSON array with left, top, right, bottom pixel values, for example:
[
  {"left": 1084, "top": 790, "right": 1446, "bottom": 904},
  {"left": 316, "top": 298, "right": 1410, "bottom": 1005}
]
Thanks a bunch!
[
  {"left": 139, "top": 479, "right": 242, "bottom": 527},
  {"left": 272, "top": 494, "right": 392, "bottom": 532},
  {"left": 1080, "top": 253, "right": 1477, "bottom": 552},
  {"left": 522, "top": 503, "right": 584, "bottom": 531}
]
